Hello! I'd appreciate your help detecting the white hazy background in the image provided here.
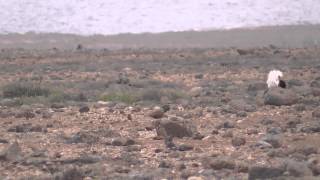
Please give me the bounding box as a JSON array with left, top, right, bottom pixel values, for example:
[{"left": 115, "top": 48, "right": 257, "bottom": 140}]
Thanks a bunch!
[{"left": 0, "top": 0, "right": 319, "bottom": 35}]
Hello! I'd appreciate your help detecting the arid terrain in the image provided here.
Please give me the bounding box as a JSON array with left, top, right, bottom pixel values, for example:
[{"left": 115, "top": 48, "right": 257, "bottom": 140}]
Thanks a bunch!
[{"left": 0, "top": 46, "right": 320, "bottom": 179}]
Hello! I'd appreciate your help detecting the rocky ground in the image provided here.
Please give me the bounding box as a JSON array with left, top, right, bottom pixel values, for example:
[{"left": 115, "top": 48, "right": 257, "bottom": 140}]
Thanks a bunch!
[{"left": 0, "top": 46, "right": 320, "bottom": 179}]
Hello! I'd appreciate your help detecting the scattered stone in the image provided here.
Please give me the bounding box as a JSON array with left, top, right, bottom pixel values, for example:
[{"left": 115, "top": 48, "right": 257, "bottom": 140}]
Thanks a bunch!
[
  {"left": 194, "top": 74, "right": 204, "bottom": 79},
  {"left": 286, "top": 118, "right": 301, "bottom": 129},
  {"left": 260, "top": 118, "right": 274, "bottom": 125},
  {"left": 162, "top": 104, "right": 170, "bottom": 112},
  {"left": 286, "top": 160, "right": 313, "bottom": 177},
  {"left": 54, "top": 166, "right": 84, "bottom": 180},
  {"left": 189, "top": 86, "right": 203, "bottom": 97},
  {"left": 15, "top": 110, "right": 36, "bottom": 119},
  {"left": 231, "top": 137, "right": 246, "bottom": 147},
  {"left": 178, "top": 144, "right": 193, "bottom": 151},
  {"left": 0, "top": 139, "right": 8, "bottom": 144},
  {"left": 211, "top": 129, "right": 219, "bottom": 135},
  {"left": 254, "top": 140, "right": 273, "bottom": 149},
  {"left": 117, "top": 72, "right": 130, "bottom": 84},
  {"left": 79, "top": 105, "right": 90, "bottom": 113},
  {"left": 0, "top": 142, "right": 23, "bottom": 162},
  {"left": 298, "top": 121, "right": 320, "bottom": 133},
  {"left": 261, "top": 134, "right": 282, "bottom": 148},
  {"left": 65, "top": 131, "right": 99, "bottom": 144},
  {"left": 312, "top": 109, "right": 320, "bottom": 118},
  {"left": 51, "top": 103, "right": 65, "bottom": 109},
  {"left": 154, "top": 118, "right": 198, "bottom": 138},
  {"left": 294, "top": 145, "right": 318, "bottom": 156},
  {"left": 312, "top": 88, "right": 320, "bottom": 96},
  {"left": 188, "top": 176, "right": 204, "bottom": 180},
  {"left": 149, "top": 106, "right": 165, "bottom": 119},
  {"left": 294, "top": 104, "right": 306, "bottom": 111},
  {"left": 288, "top": 79, "right": 304, "bottom": 87},
  {"left": 236, "top": 162, "right": 249, "bottom": 173},
  {"left": 248, "top": 166, "right": 285, "bottom": 180},
  {"left": 246, "top": 128, "right": 259, "bottom": 135},
  {"left": 8, "top": 123, "right": 46, "bottom": 133},
  {"left": 221, "top": 130, "right": 233, "bottom": 138},
  {"left": 111, "top": 137, "right": 135, "bottom": 146},
  {"left": 164, "top": 136, "right": 176, "bottom": 149},
  {"left": 216, "top": 121, "right": 235, "bottom": 129},
  {"left": 229, "top": 99, "right": 256, "bottom": 112},
  {"left": 267, "top": 149, "right": 287, "bottom": 158},
  {"left": 0, "top": 98, "right": 21, "bottom": 107},
  {"left": 114, "top": 166, "right": 130, "bottom": 174},
  {"left": 267, "top": 127, "right": 283, "bottom": 135},
  {"left": 159, "top": 161, "right": 171, "bottom": 168},
  {"left": 42, "top": 111, "right": 53, "bottom": 119},
  {"left": 264, "top": 88, "right": 299, "bottom": 106},
  {"left": 247, "top": 82, "right": 267, "bottom": 93},
  {"left": 311, "top": 78, "right": 320, "bottom": 88},
  {"left": 204, "top": 157, "right": 235, "bottom": 170}
]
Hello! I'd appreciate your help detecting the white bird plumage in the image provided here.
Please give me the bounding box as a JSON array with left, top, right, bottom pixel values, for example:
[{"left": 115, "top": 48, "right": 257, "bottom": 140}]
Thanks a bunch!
[{"left": 266, "top": 70, "right": 283, "bottom": 88}]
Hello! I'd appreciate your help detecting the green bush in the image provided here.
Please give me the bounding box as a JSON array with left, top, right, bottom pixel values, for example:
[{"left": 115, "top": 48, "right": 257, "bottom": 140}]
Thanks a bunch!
[
  {"left": 2, "top": 82, "right": 50, "bottom": 98},
  {"left": 100, "top": 92, "right": 139, "bottom": 104}
]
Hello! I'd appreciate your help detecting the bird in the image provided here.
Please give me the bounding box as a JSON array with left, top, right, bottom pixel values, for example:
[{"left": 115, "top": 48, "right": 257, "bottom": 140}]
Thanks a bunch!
[{"left": 266, "top": 70, "right": 286, "bottom": 89}]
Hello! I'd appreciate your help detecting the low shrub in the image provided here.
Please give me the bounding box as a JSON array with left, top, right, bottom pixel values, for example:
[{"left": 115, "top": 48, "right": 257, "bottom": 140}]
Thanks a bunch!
[{"left": 2, "top": 82, "right": 50, "bottom": 98}]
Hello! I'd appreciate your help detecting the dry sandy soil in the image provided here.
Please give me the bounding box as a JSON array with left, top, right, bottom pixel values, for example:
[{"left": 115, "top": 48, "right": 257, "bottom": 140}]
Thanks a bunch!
[{"left": 0, "top": 30, "right": 320, "bottom": 179}]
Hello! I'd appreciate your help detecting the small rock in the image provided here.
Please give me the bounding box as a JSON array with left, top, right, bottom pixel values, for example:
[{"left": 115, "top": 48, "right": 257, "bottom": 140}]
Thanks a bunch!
[
  {"left": 54, "top": 166, "right": 84, "bottom": 180},
  {"left": 312, "top": 109, "right": 320, "bottom": 118},
  {"left": 189, "top": 87, "right": 203, "bottom": 97},
  {"left": 178, "top": 144, "right": 193, "bottom": 151},
  {"left": 261, "top": 134, "right": 282, "bottom": 148},
  {"left": 0, "top": 139, "right": 8, "bottom": 144},
  {"left": 247, "top": 128, "right": 259, "bottom": 135},
  {"left": 294, "top": 104, "right": 306, "bottom": 111},
  {"left": 260, "top": 118, "right": 274, "bottom": 125},
  {"left": 79, "top": 106, "right": 90, "bottom": 113},
  {"left": 155, "top": 118, "right": 198, "bottom": 138},
  {"left": 288, "top": 79, "right": 304, "bottom": 87},
  {"left": 221, "top": 130, "right": 233, "bottom": 138},
  {"left": 311, "top": 78, "right": 320, "bottom": 88},
  {"left": 286, "top": 160, "right": 313, "bottom": 177},
  {"left": 267, "top": 149, "right": 287, "bottom": 158},
  {"left": 15, "top": 110, "right": 36, "bottom": 119},
  {"left": 247, "top": 82, "right": 267, "bottom": 93},
  {"left": 205, "top": 157, "right": 235, "bottom": 170},
  {"left": 194, "top": 74, "right": 204, "bottom": 79},
  {"left": 294, "top": 145, "right": 318, "bottom": 156},
  {"left": 236, "top": 162, "right": 249, "bottom": 173},
  {"left": 149, "top": 106, "right": 165, "bottom": 119},
  {"left": 161, "top": 104, "right": 170, "bottom": 112},
  {"left": 216, "top": 121, "right": 235, "bottom": 129},
  {"left": 229, "top": 99, "right": 256, "bottom": 112},
  {"left": 0, "top": 142, "right": 23, "bottom": 162},
  {"left": 159, "top": 161, "right": 171, "bottom": 168},
  {"left": 264, "top": 88, "right": 299, "bottom": 106},
  {"left": 111, "top": 137, "right": 135, "bottom": 146},
  {"left": 267, "top": 127, "right": 283, "bottom": 135},
  {"left": 65, "top": 131, "right": 99, "bottom": 144},
  {"left": 312, "top": 88, "right": 320, "bottom": 96},
  {"left": 51, "top": 103, "right": 65, "bottom": 109},
  {"left": 248, "top": 166, "right": 285, "bottom": 180},
  {"left": 0, "top": 98, "right": 21, "bottom": 107},
  {"left": 188, "top": 176, "right": 204, "bottom": 180},
  {"left": 298, "top": 121, "right": 320, "bottom": 133},
  {"left": 231, "top": 137, "right": 246, "bottom": 147}
]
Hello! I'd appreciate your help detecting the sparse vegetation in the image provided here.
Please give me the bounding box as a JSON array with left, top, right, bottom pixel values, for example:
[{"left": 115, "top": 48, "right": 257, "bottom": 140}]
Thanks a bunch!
[
  {"left": 100, "top": 92, "right": 140, "bottom": 104},
  {"left": 2, "top": 82, "right": 50, "bottom": 98}
]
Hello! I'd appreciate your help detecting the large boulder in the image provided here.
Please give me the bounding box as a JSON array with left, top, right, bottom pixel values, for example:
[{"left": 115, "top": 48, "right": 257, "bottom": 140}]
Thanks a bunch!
[
  {"left": 154, "top": 118, "right": 198, "bottom": 138},
  {"left": 264, "top": 88, "right": 299, "bottom": 106}
]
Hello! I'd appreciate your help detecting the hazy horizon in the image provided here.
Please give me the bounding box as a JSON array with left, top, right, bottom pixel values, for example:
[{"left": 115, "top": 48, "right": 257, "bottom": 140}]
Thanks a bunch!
[{"left": 0, "top": 0, "right": 319, "bottom": 35}]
